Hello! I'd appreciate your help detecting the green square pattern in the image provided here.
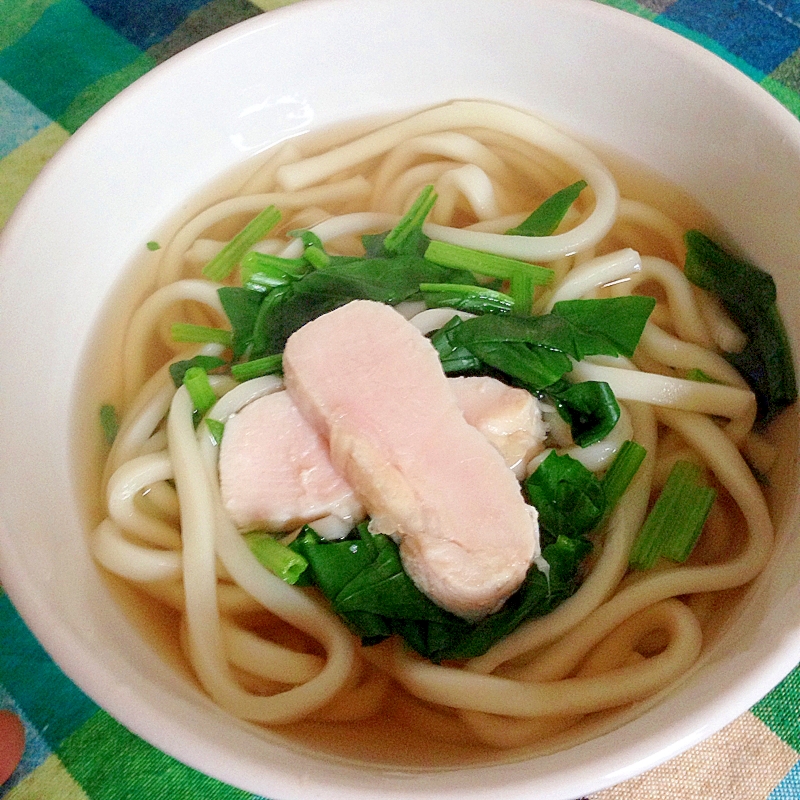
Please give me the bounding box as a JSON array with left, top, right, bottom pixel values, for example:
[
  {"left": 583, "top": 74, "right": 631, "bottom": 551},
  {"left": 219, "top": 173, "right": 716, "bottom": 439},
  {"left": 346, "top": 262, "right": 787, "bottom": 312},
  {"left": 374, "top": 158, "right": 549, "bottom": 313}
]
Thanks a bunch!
[{"left": 0, "top": 0, "right": 143, "bottom": 120}]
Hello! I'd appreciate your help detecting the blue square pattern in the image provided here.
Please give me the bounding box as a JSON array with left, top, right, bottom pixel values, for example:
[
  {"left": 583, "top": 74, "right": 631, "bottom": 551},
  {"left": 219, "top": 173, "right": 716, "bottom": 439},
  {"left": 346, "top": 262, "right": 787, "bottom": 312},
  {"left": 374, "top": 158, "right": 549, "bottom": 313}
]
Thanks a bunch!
[
  {"left": 0, "top": 79, "right": 53, "bottom": 160},
  {"left": 769, "top": 759, "right": 800, "bottom": 799},
  {"left": 82, "top": 0, "right": 212, "bottom": 50},
  {"left": 662, "top": 0, "right": 800, "bottom": 73}
]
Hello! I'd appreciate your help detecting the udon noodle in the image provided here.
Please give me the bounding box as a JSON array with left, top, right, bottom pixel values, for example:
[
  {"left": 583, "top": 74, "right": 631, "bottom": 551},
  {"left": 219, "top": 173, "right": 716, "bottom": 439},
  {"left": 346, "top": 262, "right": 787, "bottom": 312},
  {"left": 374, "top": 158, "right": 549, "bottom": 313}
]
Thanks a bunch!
[{"left": 91, "top": 100, "right": 784, "bottom": 763}]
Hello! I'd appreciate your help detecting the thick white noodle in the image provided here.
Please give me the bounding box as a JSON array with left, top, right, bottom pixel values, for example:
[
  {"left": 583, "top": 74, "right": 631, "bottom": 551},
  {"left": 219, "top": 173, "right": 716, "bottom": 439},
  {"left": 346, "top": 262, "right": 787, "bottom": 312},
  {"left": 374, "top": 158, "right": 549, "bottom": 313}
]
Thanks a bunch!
[
  {"left": 543, "top": 248, "right": 642, "bottom": 311},
  {"left": 639, "top": 323, "right": 747, "bottom": 387},
  {"left": 569, "top": 360, "right": 756, "bottom": 421},
  {"left": 389, "top": 597, "right": 702, "bottom": 719},
  {"left": 156, "top": 176, "right": 372, "bottom": 287},
  {"left": 431, "top": 164, "right": 502, "bottom": 222},
  {"left": 609, "top": 256, "right": 713, "bottom": 347},
  {"left": 122, "top": 280, "right": 225, "bottom": 404},
  {"left": 617, "top": 199, "right": 686, "bottom": 265},
  {"left": 168, "top": 387, "right": 356, "bottom": 723},
  {"left": 91, "top": 519, "right": 182, "bottom": 583},
  {"left": 106, "top": 452, "right": 180, "bottom": 549},
  {"left": 278, "top": 101, "right": 619, "bottom": 261},
  {"left": 369, "top": 131, "right": 511, "bottom": 205}
]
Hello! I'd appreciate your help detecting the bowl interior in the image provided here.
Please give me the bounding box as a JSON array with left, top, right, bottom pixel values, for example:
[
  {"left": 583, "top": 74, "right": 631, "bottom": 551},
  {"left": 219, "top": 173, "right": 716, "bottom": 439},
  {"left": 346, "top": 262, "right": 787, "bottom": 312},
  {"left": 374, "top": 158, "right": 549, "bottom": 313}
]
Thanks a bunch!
[{"left": 1, "top": 1, "right": 800, "bottom": 798}]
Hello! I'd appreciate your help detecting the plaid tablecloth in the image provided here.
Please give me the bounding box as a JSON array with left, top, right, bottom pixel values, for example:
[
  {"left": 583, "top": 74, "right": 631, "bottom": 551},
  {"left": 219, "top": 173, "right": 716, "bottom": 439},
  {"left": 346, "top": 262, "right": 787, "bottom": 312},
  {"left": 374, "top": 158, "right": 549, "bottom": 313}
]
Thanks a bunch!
[{"left": 2, "top": 0, "right": 800, "bottom": 797}]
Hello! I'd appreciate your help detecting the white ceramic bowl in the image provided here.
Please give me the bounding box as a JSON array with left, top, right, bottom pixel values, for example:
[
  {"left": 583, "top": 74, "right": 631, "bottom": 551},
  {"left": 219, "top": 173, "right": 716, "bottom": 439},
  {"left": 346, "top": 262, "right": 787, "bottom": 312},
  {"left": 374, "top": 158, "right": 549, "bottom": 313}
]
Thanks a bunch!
[{"left": 2, "top": 0, "right": 800, "bottom": 797}]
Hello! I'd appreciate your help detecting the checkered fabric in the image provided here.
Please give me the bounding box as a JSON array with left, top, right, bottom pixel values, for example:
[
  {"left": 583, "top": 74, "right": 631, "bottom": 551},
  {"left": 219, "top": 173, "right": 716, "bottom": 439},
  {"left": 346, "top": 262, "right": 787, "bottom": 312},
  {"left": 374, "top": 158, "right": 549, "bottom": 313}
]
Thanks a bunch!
[{"left": 2, "top": 0, "right": 800, "bottom": 797}]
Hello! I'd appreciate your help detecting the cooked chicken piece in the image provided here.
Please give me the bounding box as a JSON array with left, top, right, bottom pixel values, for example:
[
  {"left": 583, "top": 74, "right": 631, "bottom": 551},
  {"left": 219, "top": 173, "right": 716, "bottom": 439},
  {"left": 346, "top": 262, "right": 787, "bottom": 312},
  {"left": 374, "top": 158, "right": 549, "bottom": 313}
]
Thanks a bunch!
[
  {"left": 219, "top": 375, "right": 544, "bottom": 539},
  {"left": 450, "top": 375, "right": 546, "bottom": 478},
  {"left": 283, "top": 300, "right": 539, "bottom": 620},
  {"left": 219, "top": 389, "right": 363, "bottom": 534}
]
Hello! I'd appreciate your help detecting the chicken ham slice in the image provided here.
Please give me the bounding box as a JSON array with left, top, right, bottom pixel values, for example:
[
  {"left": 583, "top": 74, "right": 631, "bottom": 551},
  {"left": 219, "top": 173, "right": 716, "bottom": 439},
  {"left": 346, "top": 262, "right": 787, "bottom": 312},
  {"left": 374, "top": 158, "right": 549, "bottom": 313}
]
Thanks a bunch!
[
  {"left": 220, "top": 376, "right": 544, "bottom": 538},
  {"left": 219, "top": 390, "right": 364, "bottom": 536},
  {"left": 282, "top": 299, "right": 540, "bottom": 620},
  {"left": 449, "top": 376, "right": 546, "bottom": 479}
]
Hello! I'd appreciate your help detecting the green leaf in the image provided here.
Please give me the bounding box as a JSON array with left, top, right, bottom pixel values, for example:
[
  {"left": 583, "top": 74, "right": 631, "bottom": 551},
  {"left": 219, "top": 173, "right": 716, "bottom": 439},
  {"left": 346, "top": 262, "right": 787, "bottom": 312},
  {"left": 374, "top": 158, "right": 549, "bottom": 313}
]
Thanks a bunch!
[
  {"left": 549, "top": 380, "right": 621, "bottom": 447},
  {"left": 292, "top": 523, "right": 592, "bottom": 661},
  {"left": 601, "top": 440, "right": 647, "bottom": 512},
  {"left": 245, "top": 254, "right": 478, "bottom": 358},
  {"left": 509, "top": 271, "right": 536, "bottom": 315},
  {"left": 217, "top": 286, "right": 264, "bottom": 360},
  {"left": 230, "top": 353, "right": 283, "bottom": 382},
  {"left": 684, "top": 230, "right": 797, "bottom": 425},
  {"left": 525, "top": 451, "right": 605, "bottom": 539},
  {"left": 202, "top": 205, "right": 281, "bottom": 281},
  {"left": 383, "top": 184, "right": 437, "bottom": 255},
  {"left": 468, "top": 339, "right": 572, "bottom": 388},
  {"left": 550, "top": 296, "right": 656, "bottom": 359},
  {"left": 240, "top": 251, "right": 312, "bottom": 290},
  {"left": 506, "top": 180, "right": 588, "bottom": 237},
  {"left": 168, "top": 355, "right": 228, "bottom": 387},
  {"left": 420, "top": 283, "right": 514, "bottom": 314},
  {"left": 170, "top": 322, "right": 233, "bottom": 347},
  {"left": 443, "top": 296, "right": 654, "bottom": 390},
  {"left": 629, "top": 460, "right": 716, "bottom": 570},
  {"left": 99, "top": 404, "right": 119, "bottom": 445},
  {"left": 183, "top": 366, "right": 217, "bottom": 418},
  {"left": 424, "top": 238, "right": 553, "bottom": 284},
  {"left": 205, "top": 418, "right": 225, "bottom": 446},
  {"left": 429, "top": 316, "right": 483, "bottom": 374}
]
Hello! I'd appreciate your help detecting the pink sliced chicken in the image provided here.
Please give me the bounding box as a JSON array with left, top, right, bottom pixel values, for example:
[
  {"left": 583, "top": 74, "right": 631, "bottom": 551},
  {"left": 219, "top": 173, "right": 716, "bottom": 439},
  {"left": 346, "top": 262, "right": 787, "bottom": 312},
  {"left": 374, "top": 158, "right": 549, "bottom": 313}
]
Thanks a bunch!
[
  {"left": 449, "top": 375, "right": 546, "bottom": 479},
  {"left": 219, "top": 374, "right": 544, "bottom": 538},
  {"left": 219, "top": 390, "right": 364, "bottom": 537},
  {"left": 280, "top": 299, "right": 540, "bottom": 620}
]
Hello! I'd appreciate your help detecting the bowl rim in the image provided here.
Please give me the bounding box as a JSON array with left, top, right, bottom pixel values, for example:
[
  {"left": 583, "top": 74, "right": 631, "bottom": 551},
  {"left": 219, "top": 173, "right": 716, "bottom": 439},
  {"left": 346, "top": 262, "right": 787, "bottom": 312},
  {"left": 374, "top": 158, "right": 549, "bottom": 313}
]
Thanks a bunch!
[{"left": 2, "top": 1, "right": 800, "bottom": 798}]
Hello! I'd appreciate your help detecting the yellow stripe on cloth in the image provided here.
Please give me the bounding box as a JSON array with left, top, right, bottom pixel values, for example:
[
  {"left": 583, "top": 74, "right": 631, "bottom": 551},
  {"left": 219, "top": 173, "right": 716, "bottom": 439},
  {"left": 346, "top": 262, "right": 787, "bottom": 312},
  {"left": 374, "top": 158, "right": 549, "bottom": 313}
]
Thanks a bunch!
[
  {"left": 0, "top": 121, "right": 69, "bottom": 229},
  {"left": 247, "top": 0, "right": 303, "bottom": 11},
  {"left": 5, "top": 753, "right": 90, "bottom": 800},
  {"left": 588, "top": 712, "right": 798, "bottom": 799}
]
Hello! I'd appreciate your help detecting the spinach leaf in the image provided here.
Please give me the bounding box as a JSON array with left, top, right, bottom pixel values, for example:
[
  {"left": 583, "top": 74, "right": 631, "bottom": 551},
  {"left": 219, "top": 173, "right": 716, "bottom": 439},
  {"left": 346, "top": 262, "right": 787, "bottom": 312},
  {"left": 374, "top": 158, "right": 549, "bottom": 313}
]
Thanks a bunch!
[
  {"left": 291, "top": 525, "right": 461, "bottom": 649},
  {"left": 246, "top": 255, "right": 479, "bottom": 358},
  {"left": 446, "top": 296, "right": 655, "bottom": 390},
  {"left": 217, "top": 286, "right": 264, "bottom": 360},
  {"left": 550, "top": 296, "right": 657, "bottom": 359},
  {"left": 684, "top": 230, "right": 797, "bottom": 425},
  {"left": 429, "top": 316, "right": 483, "bottom": 374},
  {"left": 548, "top": 380, "right": 621, "bottom": 447},
  {"left": 467, "top": 339, "right": 572, "bottom": 389},
  {"left": 525, "top": 450, "right": 605, "bottom": 539},
  {"left": 292, "top": 523, "right": 591, "bottom": 662},
  {"left": 506, "top": 180, "right": 588, "bottom": 237},
  {"left": 421, "top": 283, "right": 514, "bottom": 315},
  {"left": 379, "top": 184, "right": 437, "bottom": 256}
]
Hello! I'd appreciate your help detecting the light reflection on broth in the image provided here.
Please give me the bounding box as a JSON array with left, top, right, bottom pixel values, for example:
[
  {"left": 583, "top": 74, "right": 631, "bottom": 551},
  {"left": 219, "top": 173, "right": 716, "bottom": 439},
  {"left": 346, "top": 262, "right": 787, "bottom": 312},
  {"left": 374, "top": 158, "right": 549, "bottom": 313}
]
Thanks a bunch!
[{"left": 75, "top": 100, "right": 796, "bottom": 768}]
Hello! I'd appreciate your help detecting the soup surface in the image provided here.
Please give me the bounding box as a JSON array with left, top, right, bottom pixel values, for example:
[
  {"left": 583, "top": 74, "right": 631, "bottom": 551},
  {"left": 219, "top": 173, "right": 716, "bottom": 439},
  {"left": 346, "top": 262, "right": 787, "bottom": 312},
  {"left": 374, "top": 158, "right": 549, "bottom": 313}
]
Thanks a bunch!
[{"left": 79, "top": 100, "right": 796, "bottom": 767}]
